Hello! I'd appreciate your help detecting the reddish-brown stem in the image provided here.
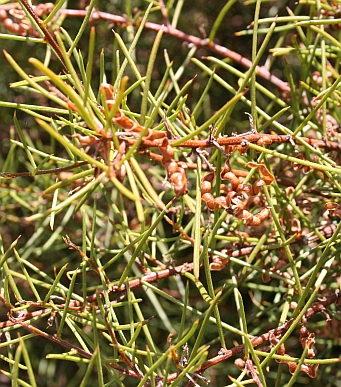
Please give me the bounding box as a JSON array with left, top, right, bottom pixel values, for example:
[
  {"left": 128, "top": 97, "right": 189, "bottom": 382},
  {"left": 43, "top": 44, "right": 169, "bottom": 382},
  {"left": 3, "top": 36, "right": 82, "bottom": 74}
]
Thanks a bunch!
[
  {"left": 183, "top": 291, "right": 341, "bottom": 376},
  {"left": 124, "top": 134, "right": 341, "bottom": 151},
  {"left": 21, "top": 321, "right": 93, "bottom": 358},
  {"left": 85, "top": 262, "right": 194, "bottom": 303},
  {"left": 1, "top": 286, "right": 340, "bottom": 383},
  {"left": 0, "top": 161, "right": 89, "bottom": 179},
  {"left": 19, "top": 322, "right": 142, "bottom": 378},
  {"left": 172, "top": 135, "right": 340, "bottom": 150},
  {"left": 18, "top": 0, "right": 65, "bottom": 66},
  {"left": 53, "top": 8, "right": 289, "bottom": 93}
]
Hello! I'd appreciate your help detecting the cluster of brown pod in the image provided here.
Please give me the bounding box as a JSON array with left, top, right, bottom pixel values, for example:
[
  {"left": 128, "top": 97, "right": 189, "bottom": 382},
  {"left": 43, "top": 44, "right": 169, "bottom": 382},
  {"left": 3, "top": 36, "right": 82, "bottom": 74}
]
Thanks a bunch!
[
  {"left": 71, "top": 82, "right": 188, "bottom": 197},
  {"left": 269, "top": 326, "right": 318, "bottom": 378},
  {"left": 201, "top": 160, "right": 273, "bottom": 226},
  {"left": 100, "top": 83, "right": 188, "bottom": 196},
  {"left": 0, "top": 3, "right": 54, "bottom": 36},
  {"left": 234, "top": 323, "right": 318, "bottom": 382},
  {"left": 325, "top": 202, "right": 341, "bottom": 217}
]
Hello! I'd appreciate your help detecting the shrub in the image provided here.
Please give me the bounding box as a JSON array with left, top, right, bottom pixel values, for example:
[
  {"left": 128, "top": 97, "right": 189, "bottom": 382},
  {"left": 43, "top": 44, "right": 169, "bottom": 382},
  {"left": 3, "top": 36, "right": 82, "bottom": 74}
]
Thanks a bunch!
[{"left": 0, "top": 1, "right": 340, "bottom": 386}]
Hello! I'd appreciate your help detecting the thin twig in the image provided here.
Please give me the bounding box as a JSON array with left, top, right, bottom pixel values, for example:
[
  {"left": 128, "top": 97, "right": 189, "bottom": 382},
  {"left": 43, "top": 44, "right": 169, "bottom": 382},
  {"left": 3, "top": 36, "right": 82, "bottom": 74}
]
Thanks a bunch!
[{"left": 53, "top": 8, "right": 290, "bottom": 93}]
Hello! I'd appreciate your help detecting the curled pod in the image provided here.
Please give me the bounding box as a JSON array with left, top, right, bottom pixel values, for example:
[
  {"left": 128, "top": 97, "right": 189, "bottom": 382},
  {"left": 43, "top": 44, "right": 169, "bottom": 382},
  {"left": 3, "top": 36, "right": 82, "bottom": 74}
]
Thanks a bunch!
[
  {"left": 202, "top": 180, "right": 212, "bottom": 195},
  {"left": 202, "top": 193, "right": 218, "bottom": 211},
  {"left": 0, "top": 9, "right": 7, "bottom": 20},
  {"left": 236, "top": 183, "right": 253, "bottom": 195},
  {"left": 164, "top": 160, "right": 178, "bottom": 175},
  {"left": 269, "top": 333, "right": 286, "bottom": 356},
  {"left": 226, "top": 191, "right": 237, "bottom": 207},
  {"left": 160, "top": 140, "right": 174, "bottom": 163},
  {"left": 2, "top": 17, "right": 27, "bottom": 35},
  {"left": 325, "top": 202, "right": 341, "bottom": 217},
  {"left": 201, "top": 172, "right": 215, "bottom": 194},
  {"left": 221, "top": 171, "right": 240, "bottom": 191},
  {"left": 100, "top": 83, "right": 141, "bottom": 132},
  {"left": 202, "top": 192, "right": 228, "bottom": 211},
  {"left": 252, "top": 178, "right": 266, "bottom": 195},
  {"left": 235, "top": 207, "right": 270, "bottom": 226},
  {"left": 230, "top": 196, "right": 245, "bottom": 213},
  {"left": 246, "top": 162, "right": 274, "bottom": 184},
  {"left": 292, "top": 154, "right": 310, "bottom": 174},
  {"left": 214, "top": 196, "right": 228, "bottom": 209},
  {"left": 300, "top": 325, "right": 309, "bottom": 349},
  {"left": 169, "top": 170, "right": 188, "bottom": 197}
]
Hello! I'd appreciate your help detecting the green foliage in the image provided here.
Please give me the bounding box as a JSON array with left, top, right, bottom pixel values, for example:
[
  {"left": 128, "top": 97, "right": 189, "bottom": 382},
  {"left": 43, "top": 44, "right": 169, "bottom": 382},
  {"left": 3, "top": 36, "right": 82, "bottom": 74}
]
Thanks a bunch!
[{"left": 0, "top": 1, "right": 341, "bottom": 386}]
